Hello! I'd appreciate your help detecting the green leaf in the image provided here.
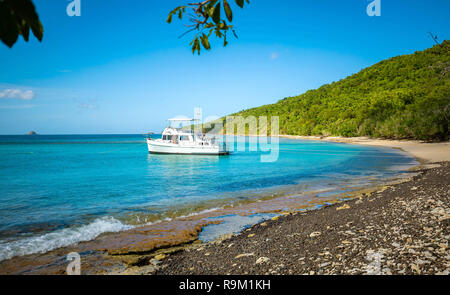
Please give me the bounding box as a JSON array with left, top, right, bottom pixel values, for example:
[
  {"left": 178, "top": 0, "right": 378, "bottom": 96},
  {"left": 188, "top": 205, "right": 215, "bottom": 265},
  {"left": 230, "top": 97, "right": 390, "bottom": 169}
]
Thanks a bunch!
[
  {"left": 223, "top": 33, "right": 228, "bottom": 47},
  {"left": 206, "top": 0, "right": 218, "bottom": 17},
  {"left": 0, "top": 2, "right": 19, "bottom": 48},
  {"left": 215, "top": 28, "right": 223, "bottom": 38},
  {"left": 19, "top": 20, "right": 30, "bottom": 41},
  {"left": 191, "top": 38, "right": 201, "bottom": 55},
  {"left": 232, "top": 29, "right": 238, "bottom": 39},
  {"left": 0, "top": 0, "right": 44, "bottom": 47},
  {"left": 167, "top": 12, "right": 173, "bottom": 23},
  {"left": 223, "top": 0, "right": 232, "bottom": 22},
  {"left": 167, "top": 6, "right": 185, "bottom": 23},
  {"left": 200, "top": 33, "right": 211, "bottom": 50},
  {"left": 191, "top": 38, "right": 197, "bottom": 54},
  {"left": 30, "top": 19, "right": 43, "bottom": 41},
  {"left": 235, "top": 0, "right": 244, "bottom": 8},
  {"left": 196, "top": 39, "right": 201, "bottom": 55},
  {"left": 212, "top": 2, "right": 221, "bottom": 24}
]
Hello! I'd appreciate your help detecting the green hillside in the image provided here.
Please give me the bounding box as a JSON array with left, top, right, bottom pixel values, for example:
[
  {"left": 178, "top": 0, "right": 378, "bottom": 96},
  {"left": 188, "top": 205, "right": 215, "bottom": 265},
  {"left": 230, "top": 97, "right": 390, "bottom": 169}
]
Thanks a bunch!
[{"left": 227, "top": 41, "right": 450, "bottom": 141}]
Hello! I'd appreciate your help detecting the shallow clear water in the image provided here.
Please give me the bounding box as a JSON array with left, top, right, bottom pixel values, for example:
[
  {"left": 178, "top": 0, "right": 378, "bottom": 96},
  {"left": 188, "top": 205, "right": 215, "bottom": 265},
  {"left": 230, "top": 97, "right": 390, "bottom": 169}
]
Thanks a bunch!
[{"left": 0, "top": 134, "right": 416, "bottom": 261}]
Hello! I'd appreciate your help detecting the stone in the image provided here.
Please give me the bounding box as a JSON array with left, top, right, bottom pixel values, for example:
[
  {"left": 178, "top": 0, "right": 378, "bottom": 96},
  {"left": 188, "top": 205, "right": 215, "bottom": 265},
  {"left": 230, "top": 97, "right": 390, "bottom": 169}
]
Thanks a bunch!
[
  {"left": 336, "top": 204, "right": 350, "bottom": 210},
  {"left": 410, "top": 264, "right": 421, "bottom": 274},
  {"left": 256, "top": 257, "right": 270, "bottom": 264},
  {"left": 235, "top": 253, "right": 254, "bottom": 259},
  {"left": 309, "top": 231, "right": 321, "bottom": 238},
  {"left": 154, "top": 254, "right": 166, "bottom": 260}
]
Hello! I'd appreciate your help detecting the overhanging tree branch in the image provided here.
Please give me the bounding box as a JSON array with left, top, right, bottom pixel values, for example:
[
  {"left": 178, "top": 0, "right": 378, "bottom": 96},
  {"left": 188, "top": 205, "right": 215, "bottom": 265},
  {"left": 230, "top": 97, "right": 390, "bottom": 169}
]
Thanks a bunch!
[
  {"left": 167, "top": 0, "right": 249, "bottom": 55},
  {"left": 0, "top": 0, "right": 43, "bottom": 48}
]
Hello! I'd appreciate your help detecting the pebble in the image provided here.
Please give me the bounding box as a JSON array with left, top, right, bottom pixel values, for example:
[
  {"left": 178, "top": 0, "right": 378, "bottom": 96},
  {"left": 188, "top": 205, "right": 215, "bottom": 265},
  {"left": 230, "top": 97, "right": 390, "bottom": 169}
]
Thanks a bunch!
[
  {"left": 235, "top": 253, "right": 254, "bottom": 259},
  {"left": 256, "top": 257, "right": 270, "bottom": 264},
  {"left": 336, "top": 204, "right": 350, "bottom": 210},
  {"left": 154, "top": 254, "right": 166, "bottom": 260},
  {"left": 309, "top": 231, "right": 321, "bottom": 238}
]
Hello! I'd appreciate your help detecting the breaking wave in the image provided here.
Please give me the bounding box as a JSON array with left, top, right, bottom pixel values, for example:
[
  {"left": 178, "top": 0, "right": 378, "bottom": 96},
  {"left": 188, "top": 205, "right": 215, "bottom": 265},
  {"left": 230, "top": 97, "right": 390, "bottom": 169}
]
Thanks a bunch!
[{"left": 0, "top": 216, "right": 133, "bottom": 262}]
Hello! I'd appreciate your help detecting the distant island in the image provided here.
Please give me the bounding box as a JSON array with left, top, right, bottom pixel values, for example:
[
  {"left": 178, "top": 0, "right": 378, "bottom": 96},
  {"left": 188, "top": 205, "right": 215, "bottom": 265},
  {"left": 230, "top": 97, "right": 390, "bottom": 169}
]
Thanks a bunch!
[
  {"left": 222, "top": 41, "right": 449, "bottom": 141},
  {"left": 27, "top": 131, "right": 38, "bottom": 135}
]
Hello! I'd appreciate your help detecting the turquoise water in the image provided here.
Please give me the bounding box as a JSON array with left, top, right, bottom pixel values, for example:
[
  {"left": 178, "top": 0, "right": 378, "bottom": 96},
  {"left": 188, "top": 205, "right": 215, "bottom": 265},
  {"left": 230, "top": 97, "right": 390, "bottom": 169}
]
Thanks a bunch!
[{"left": 0, "top": 134, "right": 416, "bottom": 261}]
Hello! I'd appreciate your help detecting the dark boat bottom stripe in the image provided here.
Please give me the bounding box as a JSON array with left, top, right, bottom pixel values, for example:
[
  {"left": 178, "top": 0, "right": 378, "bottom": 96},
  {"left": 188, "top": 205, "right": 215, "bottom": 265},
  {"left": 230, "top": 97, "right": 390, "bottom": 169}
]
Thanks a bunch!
[{"left": 149, "top": 151, "right": 230, "bottom": 156}]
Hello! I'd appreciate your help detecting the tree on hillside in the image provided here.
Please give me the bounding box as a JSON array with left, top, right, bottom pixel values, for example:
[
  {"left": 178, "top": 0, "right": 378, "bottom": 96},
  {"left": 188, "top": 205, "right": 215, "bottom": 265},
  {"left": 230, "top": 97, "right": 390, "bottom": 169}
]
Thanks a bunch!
[{"left": 228, "top": 41, "right": 450, "bottom": 141}]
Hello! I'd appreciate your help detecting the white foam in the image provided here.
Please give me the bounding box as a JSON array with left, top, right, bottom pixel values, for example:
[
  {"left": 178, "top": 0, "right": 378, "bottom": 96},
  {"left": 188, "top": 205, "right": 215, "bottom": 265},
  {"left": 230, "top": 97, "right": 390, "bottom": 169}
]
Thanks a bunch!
[
  {"left": 0, "top": 216, "right": 133, "bottom": 262},
  {"left": 0, "top": 206, "right": 229, "bottom": 262}
]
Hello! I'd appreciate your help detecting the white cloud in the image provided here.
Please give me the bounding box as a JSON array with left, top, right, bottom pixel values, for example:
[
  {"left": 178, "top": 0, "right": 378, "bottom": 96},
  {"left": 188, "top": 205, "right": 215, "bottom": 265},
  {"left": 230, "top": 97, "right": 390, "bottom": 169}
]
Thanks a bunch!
[
  {"left": 0, "top": 89, "right": 35, "bottom": 100},
  {"left": 270, "top": 52, "right": 279, "bottom": 60}
]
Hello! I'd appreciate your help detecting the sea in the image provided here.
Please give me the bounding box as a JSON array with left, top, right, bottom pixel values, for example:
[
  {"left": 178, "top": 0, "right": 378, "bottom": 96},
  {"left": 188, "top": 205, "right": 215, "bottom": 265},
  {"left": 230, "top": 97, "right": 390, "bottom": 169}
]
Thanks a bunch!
[{"left": 0, "top": 134, "right": 417, "bottom": 261}]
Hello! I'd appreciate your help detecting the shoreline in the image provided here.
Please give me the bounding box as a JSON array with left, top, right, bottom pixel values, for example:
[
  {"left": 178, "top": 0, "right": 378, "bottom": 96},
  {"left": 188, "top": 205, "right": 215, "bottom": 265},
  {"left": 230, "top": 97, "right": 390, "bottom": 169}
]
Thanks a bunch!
[
  {"left": 276, "top": 135, "right": 450, "bottom": 164},
  {"left": 0, "top": 137, "right": 447, "bottom": 274},
  {"left": 156, "top": 162, "right": 450, "bottom": 275}
]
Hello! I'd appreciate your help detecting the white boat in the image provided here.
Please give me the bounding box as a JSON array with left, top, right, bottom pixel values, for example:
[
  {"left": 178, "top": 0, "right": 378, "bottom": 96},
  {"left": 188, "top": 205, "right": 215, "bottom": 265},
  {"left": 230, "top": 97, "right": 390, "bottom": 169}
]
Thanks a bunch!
[{"left": 147, "top": 118, "right": 229, "bottom": 155}]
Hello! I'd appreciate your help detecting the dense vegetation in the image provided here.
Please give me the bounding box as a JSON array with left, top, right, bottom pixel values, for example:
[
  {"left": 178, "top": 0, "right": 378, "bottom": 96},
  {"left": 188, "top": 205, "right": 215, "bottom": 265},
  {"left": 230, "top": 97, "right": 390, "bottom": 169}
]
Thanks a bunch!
[{"left": 225, "top": 42, "right": 450, "bottom": 141}]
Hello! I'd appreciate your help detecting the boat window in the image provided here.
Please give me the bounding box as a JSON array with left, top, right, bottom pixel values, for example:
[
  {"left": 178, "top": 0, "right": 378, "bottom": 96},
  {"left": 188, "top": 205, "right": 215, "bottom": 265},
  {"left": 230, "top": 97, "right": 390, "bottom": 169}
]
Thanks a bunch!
[{"left": 181, "top": 136, "right": 189, "bottom": 141}]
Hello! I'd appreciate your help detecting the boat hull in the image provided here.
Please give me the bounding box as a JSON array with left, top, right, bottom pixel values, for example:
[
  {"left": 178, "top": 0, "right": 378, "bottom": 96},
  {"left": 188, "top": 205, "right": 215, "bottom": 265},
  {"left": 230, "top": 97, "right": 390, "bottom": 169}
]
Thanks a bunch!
[{"left": 147, "top": 139, "right": 229, "bottom": 155}]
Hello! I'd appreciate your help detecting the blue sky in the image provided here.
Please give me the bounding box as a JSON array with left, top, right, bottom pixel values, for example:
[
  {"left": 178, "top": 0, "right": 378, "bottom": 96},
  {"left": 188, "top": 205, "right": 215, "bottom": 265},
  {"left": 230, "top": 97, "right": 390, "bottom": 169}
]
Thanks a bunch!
[{"left": 0, "top": 0, "right": 449, "bottom": 134}]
